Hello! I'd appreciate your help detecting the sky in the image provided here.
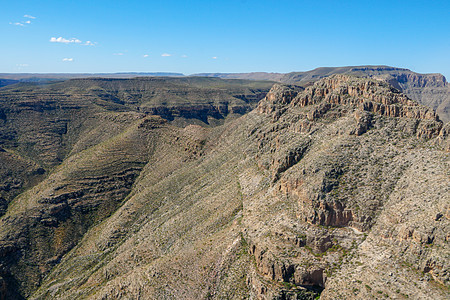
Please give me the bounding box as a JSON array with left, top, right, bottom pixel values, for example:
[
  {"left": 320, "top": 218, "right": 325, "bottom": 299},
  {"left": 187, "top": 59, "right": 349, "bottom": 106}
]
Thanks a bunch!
[{"left": 1, "top": 0, "right": 449, "bottom": 78}]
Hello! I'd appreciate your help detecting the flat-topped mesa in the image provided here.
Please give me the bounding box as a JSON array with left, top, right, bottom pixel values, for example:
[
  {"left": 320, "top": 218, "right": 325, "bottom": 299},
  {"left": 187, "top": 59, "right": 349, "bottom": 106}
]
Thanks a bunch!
[{"left": 259, "top": 75, "right": 440, "bottom": 122}]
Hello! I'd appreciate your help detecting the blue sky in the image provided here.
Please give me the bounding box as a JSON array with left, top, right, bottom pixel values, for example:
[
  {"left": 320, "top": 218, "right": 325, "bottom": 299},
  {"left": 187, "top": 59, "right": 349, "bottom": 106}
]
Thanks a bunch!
[{"left": 1, "top": 0, "right": 449, "bottom": 78}]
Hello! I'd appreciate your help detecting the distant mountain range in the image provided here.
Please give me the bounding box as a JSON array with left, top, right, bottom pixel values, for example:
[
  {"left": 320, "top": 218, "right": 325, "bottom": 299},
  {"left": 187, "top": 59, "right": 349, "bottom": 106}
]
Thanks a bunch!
[
  {"left": 1, "top": 66, "right": 449, "bottom": 122},
  {"left": 0, "top": 72, "right": 184, "bottom": 87}
]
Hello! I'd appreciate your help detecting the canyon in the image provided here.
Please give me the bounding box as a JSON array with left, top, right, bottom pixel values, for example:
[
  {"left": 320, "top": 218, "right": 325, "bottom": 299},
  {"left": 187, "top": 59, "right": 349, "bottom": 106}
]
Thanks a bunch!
[{"left": 0, "top": 70, "right": 448, "bottom": 299}]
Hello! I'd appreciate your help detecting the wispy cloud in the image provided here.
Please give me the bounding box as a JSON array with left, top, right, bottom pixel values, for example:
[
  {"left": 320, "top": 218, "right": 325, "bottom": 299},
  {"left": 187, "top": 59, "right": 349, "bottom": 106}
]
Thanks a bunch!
[
  {"left": 161, "top": 53, "right": 171, "bottom": 57},
  {"left": 181, "top": 54, "right": 188, "bottom": 58},
  {"left": 212, "top": 56, "right": 218, "bottom": 59},
  {"left": 62, "top": 58, "right": 73, "bottom": 62},
  {"left": 50, "top": 37, "right": 82, "bottom": 44},
  {"left": 10, "top": 15, "right": 36, "bottom": 27},
  {"left": 50, "top": 37, "right": 96, "bottom": 46},
  {"left": 113, "top": 53, "right": 124, "bottom": 56},
  {"left": 143, "top": 54, "right": 149, "bottom": 58}
]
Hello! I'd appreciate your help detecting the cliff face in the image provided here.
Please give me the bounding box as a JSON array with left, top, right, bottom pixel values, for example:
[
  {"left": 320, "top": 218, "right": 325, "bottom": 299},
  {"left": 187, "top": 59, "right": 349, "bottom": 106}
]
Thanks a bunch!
[
  {"left": 386, "top": 73, "right": 449, "bottom": 123},
  {"left": 283, "top": 67, "right": 450, "bottom": 123},
  {"left": 0, "top": 75, "right": 448, "bottom": 299}
]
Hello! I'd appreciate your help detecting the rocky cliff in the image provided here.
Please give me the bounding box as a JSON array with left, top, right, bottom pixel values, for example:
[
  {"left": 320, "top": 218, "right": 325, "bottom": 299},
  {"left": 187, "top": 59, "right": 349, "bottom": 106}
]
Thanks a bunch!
[
  {"left": 376, "top": 72, "right": 449, "bottom": 123},
  {"left": 0, "top": 75, "right": 448, "bottom": 299}
]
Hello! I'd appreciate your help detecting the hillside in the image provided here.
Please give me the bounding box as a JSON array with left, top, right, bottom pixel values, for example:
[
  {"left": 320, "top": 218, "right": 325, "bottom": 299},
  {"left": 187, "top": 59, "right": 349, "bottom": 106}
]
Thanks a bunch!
[
  {"left": 0, "top": 76, "right": 273, "bottom": 218},
  {"left": 0, "top": 76, "right": 273, "bottom": 299},
  {"left": 0, "top": 74, "right": 448, "bottom": 299}
]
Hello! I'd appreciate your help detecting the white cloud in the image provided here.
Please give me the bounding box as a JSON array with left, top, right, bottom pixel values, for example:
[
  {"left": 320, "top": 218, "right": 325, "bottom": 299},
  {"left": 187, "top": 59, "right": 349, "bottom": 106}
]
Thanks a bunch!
[
  {"left": 113, "top": 53, "right": 124, "bottom": 56},
  {"left": 212, "top": 56, "right": 218, "bottom": 59},
  {"left": 49, "top": 37, "right": 95, "bottom": 46},
  {"left": 62, "top": 58, "right": 73, "bottom": 62},
  {"left": 161, "top": 53, "right": 171, "bottom": 57},
  {"left": 143, "top": 54, "right": 149, "bottom": 58},
  {"left": 50, "top": 37, "right": 82, "bottom": 44},
  {"left": 181, "top": 54, "right": 188, "bottom": 58},
  {"left": 10, "top": 15, "right": 35, "bottom": 26}
]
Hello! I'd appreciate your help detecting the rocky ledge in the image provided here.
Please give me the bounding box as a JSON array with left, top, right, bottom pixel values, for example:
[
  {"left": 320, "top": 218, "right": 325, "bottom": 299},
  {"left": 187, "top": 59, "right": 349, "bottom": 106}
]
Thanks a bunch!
[{"left": 259, "top": 75, "right": 441, "bottom": 129}]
